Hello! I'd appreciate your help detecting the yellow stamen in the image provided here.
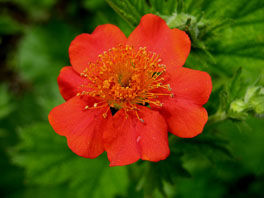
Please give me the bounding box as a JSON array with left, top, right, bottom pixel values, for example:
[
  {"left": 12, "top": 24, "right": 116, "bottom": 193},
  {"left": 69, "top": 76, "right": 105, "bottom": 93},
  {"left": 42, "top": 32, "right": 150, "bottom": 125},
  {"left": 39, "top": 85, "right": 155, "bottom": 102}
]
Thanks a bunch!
[{"left": 77, "top": 45, "right": 172, "bottom": 121}]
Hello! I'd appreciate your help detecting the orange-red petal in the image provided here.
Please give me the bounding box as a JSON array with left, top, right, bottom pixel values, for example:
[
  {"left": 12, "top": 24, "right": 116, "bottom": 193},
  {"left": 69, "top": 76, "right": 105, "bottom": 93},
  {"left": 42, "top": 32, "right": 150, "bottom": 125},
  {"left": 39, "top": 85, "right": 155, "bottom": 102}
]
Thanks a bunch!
[
  {"left": 48, "top": 96, "right": 110, "bottom": 158},
  {"left": 127, "top": 14, "right": 191, "bottom": 71},
  {"left": 160, "top": 99, "right": 208, "bottom": 138},
  {"left": 155, "top": 67, "right": 212, "bottom": 137},
  {"left": 166, "top": 67, "right": 212, "bottom": 105},
  {"left": 57, "top": 66, "right": 90, "bottom": 101},
  {"left": 103, "top": 106, "right": 169, "bottom": 166},
  {"left": 69, "top": 24, "right": 127, "bottom": 73}
]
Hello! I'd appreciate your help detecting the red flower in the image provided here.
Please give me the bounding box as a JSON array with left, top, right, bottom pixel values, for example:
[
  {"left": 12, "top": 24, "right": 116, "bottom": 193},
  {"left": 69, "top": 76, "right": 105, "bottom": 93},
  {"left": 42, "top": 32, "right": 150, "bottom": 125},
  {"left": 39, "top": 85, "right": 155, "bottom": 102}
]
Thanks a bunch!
[{"left": 48, "top": 14, "right": 212, "bottom": 166}]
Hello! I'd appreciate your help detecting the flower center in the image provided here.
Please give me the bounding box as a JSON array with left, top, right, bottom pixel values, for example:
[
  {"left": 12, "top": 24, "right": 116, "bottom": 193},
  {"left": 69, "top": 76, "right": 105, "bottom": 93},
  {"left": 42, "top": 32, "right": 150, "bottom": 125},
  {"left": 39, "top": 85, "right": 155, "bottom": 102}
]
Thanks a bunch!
[{"left": 77, "top": 45, "right": 173, "bottom": 120}]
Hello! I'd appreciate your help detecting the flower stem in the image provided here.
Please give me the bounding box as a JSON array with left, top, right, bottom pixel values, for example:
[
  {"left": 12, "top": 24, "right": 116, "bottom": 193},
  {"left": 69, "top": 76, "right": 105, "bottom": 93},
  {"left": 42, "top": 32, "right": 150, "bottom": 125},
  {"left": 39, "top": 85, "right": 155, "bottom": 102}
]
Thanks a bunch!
[{"left": 207, "top": 111, "right": 227, "bottom": 126}]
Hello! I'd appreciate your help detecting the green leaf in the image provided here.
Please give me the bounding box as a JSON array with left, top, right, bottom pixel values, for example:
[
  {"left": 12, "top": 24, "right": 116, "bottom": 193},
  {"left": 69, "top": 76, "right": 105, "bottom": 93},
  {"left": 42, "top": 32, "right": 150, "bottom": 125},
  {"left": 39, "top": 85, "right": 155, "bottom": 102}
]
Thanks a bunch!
[
  {"left": 12, "top": 0, "right": 58, "bottom": 21},
  {"left": 106, "top": 0, "right": 184, "bottom": 28},
  {"left": 16, "top": 21, "right": 75, "bottom": 115},
  {"left": 208, "top": 69, "right": 264, "bottom": 123},
  {"left": 136, "top": 152, "right": 190, "bottom": 198},
  {"left": 229, "top": 67, "right": 242, "bottom": 101},
  {"left": 16, "top": 22, "right": 72, "bottom": 82},
  {"left": 230, "top": 99, "right": 247, "bottom": 113},
  {"left": 0, "top": 14, "right": 23, "bottom": 35},
  {"left": 106, "top": 0, "right": 149, "bottom": 27},
  {"left": 217, "top": 117, "right": 264, "bottom": 175},
  {"left": 230, "top": 85, "right": 264, "bottom": 116},
  {"left": 82, "top": 0, "right": 105, "bottom": 10},
  {"left": 0, "top": 85, "right": 14, "bottom": 119},
  {"left": 10, "top": 123, "right": 129, "bottom": 198}
]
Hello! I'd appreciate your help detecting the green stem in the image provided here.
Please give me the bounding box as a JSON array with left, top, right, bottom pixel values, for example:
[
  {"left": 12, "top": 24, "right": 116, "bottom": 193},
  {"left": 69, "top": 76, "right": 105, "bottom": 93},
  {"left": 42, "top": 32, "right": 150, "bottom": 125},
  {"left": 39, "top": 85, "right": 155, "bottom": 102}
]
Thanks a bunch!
[{"left": 207, "top": 111, "right": 227, "bottom": 126}]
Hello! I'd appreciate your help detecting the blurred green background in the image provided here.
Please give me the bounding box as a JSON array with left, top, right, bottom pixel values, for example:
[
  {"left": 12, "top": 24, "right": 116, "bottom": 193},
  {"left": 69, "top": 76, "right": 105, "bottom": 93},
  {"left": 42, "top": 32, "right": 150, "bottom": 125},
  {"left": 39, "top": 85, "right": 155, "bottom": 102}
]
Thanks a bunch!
[{"left": 0, "top": 0, "right": 263, "bottom": 197}]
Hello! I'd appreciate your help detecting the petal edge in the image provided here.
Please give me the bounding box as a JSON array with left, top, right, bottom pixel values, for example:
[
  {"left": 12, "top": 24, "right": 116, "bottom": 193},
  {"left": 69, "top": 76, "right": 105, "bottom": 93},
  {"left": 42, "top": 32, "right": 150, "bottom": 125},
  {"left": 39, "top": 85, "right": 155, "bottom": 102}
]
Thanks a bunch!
[
  {"left": 69, "top": 24, "right": 127, "bottom": 73},
  {"left": 48, "top": 96, "right": 110, "bottom": 158}
]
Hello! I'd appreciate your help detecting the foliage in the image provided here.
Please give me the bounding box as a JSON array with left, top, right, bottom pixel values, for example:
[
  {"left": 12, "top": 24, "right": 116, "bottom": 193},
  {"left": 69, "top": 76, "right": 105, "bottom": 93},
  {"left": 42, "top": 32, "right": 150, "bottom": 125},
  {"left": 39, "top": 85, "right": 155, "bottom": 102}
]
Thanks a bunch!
[
  {"left": 0, "top": 0, "right": 263, "bottom": 198},
  {"left": 10, "top": 123, "right": 128, "bottom": 198}
]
